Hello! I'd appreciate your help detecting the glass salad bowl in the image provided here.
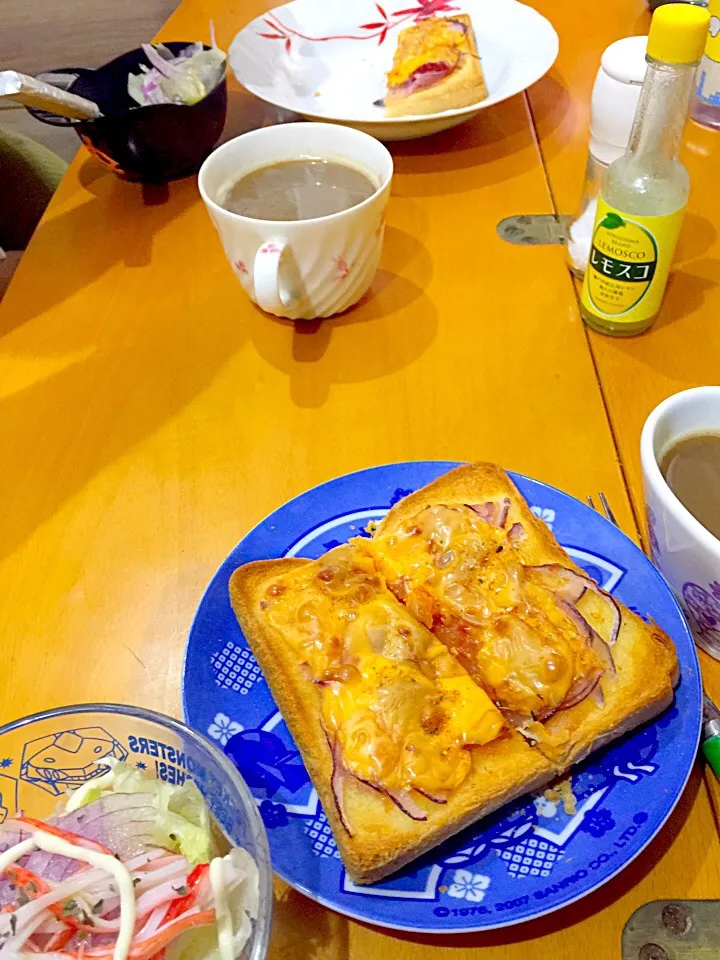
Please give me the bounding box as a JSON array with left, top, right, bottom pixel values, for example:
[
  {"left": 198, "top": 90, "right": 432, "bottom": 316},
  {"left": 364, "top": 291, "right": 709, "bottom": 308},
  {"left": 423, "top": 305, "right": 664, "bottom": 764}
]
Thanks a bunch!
[{"left": 0, "top": 702, "right": 272, "bottom": 960}]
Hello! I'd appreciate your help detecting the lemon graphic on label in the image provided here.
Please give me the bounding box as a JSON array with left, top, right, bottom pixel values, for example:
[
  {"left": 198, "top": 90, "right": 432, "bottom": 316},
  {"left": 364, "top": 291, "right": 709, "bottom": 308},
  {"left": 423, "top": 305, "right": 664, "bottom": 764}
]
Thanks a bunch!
[{"left": 586, "top": 211, "right": 658, "bottom": 317}]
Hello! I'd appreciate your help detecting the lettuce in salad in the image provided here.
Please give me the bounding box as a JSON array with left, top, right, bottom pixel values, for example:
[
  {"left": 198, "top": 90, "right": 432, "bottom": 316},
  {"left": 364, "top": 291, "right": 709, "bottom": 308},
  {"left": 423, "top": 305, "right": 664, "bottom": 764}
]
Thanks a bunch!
[{"left": 65, "top": 757, "right": 212, "bottom": 864}]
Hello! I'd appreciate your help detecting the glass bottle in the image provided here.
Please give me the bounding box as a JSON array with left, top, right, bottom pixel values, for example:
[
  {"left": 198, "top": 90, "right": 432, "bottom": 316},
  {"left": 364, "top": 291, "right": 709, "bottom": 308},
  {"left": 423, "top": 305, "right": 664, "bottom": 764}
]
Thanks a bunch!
[
  {"left": 580, "top": 3, "right": 709, "bottom": 336},
  {"left": 567, "top": 36, "right": 647, "bottom": 279}
]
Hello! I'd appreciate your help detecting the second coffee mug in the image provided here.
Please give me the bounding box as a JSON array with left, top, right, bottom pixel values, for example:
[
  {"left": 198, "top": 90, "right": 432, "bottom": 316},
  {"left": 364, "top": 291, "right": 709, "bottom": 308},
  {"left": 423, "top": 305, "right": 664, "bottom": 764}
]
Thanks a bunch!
[
  {"left": 198, "top": 122, "right": 393, "bottom": 320},
  {"left": 641, "top": 386, "right": 720, "bottom": 659}
]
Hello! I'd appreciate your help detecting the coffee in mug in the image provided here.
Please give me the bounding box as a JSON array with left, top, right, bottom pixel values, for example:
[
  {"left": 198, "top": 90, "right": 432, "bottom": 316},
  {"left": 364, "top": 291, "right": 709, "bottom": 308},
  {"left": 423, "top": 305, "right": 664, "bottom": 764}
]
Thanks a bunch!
[
  {"left": 660, "top": 433, "right": 720, "bottom": 540},
  {"left": 220, "top": 159, "right": 376, "bottom": 221}
]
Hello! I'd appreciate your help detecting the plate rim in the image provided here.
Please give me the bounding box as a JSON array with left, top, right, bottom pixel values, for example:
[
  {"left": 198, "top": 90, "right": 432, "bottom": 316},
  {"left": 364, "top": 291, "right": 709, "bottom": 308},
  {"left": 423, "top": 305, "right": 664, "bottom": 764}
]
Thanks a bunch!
[
  {"left": 228, "top": 0, "right": 559, "bottom": 127},
  {"left": 182, "top": 460, "right": 701, "bottom": 934}
]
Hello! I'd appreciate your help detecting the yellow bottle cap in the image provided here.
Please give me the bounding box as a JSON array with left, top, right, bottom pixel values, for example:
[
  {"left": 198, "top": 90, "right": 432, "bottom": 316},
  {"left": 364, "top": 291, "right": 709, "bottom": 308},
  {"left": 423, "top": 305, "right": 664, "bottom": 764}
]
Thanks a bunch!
[{"left": 647, "top": 2, "right": 710, "bottom": 64}]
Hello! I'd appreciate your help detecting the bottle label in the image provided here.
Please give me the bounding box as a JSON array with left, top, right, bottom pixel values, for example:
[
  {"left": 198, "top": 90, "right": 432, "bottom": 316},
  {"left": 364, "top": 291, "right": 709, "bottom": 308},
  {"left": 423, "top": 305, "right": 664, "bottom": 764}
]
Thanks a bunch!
[{"left": 580, "top": 198, "right": 685, "bottom": 323}]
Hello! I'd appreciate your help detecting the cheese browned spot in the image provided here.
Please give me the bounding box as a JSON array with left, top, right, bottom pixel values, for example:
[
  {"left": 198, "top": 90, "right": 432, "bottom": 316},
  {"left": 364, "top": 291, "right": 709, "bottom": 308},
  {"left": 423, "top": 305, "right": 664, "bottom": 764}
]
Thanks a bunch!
[
  {"left": 387, "top": 17, "right": 469, "bottom": 88},
  {"left": 368, "top": 504, "right": 607, "bottom": 722},
  {"left": 259, "top": 545, "right": 504, "bottom": 798}
]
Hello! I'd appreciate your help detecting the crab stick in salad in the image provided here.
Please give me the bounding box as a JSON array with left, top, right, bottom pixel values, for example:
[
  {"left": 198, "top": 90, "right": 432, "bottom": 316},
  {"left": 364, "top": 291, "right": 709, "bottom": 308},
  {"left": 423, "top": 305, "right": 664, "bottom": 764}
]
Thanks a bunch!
[{"left": 0, "top": 760, "right": 259, "bottom": 960}]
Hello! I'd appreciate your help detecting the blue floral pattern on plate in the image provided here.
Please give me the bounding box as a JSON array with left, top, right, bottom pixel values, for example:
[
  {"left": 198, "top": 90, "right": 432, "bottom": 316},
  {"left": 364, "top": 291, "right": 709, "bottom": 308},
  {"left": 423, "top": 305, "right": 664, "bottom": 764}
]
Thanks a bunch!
[{"left": 183, "top": 461, "right": 701, "bottom": 934}]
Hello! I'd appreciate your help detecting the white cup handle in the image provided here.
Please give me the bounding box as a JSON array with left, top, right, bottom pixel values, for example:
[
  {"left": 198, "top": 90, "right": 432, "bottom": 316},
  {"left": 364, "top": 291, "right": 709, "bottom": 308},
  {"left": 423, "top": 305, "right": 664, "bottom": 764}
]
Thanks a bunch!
[{"left": 253, "top": 240, "right": 288, "bottom": 315}]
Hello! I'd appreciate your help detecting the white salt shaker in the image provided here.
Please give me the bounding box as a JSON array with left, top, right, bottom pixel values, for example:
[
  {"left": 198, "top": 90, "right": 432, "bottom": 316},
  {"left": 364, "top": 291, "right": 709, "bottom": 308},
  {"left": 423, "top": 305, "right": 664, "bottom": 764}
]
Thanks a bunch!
[{"left": 567, "top": 36, "right": 649, "bottom": 278}]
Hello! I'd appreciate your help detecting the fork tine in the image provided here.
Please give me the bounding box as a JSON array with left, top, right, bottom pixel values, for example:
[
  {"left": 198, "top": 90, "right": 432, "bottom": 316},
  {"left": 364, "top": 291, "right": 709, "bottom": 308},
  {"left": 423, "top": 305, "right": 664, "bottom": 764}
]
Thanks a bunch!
[
  {"left": 586, "top": 495, "right": 595, "bottom": 510},
  {"left": 598, "top": 492, "right": 618, "bottom": 527}
]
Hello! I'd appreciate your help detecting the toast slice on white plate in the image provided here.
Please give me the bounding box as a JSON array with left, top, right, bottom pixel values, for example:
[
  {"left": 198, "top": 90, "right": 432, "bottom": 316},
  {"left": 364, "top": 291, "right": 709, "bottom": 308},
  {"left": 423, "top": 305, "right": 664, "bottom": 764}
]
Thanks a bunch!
[{"left": 385, "top": 15, "right": 488, "bottom": 117}]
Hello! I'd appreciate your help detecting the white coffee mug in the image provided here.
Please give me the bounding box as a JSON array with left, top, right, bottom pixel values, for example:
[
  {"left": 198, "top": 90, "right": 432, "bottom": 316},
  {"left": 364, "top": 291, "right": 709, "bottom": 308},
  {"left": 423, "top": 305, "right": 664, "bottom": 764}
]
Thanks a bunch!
[
  {"left": 641, "top": 386, "right": 720, "bottom": 658},
  {"left": 198, "top": 122, "right": 393, "bottom": 320}
]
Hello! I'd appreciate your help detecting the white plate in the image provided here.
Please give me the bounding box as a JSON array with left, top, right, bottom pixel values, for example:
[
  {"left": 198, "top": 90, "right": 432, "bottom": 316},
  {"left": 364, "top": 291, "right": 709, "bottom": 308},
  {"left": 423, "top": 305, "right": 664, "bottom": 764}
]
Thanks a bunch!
[{"left": 229, "top": 0, "right": 559, "bottom": 140}]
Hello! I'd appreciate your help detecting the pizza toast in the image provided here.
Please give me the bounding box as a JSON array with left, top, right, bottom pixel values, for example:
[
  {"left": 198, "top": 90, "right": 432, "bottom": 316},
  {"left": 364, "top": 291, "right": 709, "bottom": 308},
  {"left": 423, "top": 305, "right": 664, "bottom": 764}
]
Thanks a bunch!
[{"left": 228, "top": 464, "right": 678, "bottom": 883}]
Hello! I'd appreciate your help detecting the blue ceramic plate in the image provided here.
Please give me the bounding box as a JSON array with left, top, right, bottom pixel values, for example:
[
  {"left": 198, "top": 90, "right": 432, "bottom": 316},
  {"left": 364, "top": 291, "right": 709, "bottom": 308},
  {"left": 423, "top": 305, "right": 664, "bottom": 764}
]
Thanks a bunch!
[{"left": 183, "top": 462, "right": 701, "bottom": 933}]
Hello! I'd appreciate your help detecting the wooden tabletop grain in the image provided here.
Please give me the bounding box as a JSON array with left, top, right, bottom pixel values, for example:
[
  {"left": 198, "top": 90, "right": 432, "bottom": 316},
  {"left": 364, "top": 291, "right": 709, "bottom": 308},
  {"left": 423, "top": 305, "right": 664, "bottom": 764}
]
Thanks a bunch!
[{"left": 0, "top": 0, "right": 718, "bottom": 956}]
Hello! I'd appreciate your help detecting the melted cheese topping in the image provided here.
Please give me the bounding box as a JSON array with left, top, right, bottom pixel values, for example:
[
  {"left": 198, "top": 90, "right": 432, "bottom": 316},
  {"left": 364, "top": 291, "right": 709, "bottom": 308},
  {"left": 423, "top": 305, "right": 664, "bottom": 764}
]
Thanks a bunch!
[
  {"left": 369, "top": 505, "right": 605, "bottom": 720},
  {"left": 387, "top": 17, "right": 468, "bottom": 87},
  {"left": 260, "top": 545, "right": 504, "bottom": 797}
]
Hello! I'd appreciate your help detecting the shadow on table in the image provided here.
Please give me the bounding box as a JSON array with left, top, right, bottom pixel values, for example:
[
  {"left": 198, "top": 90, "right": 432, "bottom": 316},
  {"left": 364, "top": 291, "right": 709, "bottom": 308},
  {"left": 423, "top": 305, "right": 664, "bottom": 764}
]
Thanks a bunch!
[
  {"left": 652, "top": 264, "right": 720, "bottom": 335},
  {"left": 357, "top": 764, "right": 702, "bottom": 950},
  {"left": 389, "top": 88, "right": 563, "bottom": 197},
  {"left": 675, "top": 213, "right": 717, "bottom": 265},
  {"left": 245, "top": 225, "right": 437, "bottom": 408},
  {"left": 0, "top": 129, "right": 432, "bottom": 554},
  {"left": 0, "top": 158, "right": 193, "bottom": 335},
  {"left": 0, "top": 158, "right": 252, "bottom": 561},
  {"left": 620, "top": 251, "right": 720, "bottom": 352},
  {"left": 525, "top": 70, "right": 577, "bottom": 162},
  {"left": 0, "top": 83, "right": 303, "bottom": 336}
]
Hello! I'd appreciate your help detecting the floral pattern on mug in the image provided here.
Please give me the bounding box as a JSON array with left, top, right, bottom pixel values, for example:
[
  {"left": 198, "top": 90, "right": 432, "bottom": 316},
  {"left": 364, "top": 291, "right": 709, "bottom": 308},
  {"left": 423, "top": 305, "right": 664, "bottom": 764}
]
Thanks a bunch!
[
  {"left": 334, "top": 256, "right": 350, "bottom": 280},
  {"left": 260, "top": 242, "right": 281, "bottom": 255},
  {"left": 683, "top": 582, "right": 720, "bottom": 649},
  {"left": 646, "top": 504, "right": 661, "bottom": 562}
]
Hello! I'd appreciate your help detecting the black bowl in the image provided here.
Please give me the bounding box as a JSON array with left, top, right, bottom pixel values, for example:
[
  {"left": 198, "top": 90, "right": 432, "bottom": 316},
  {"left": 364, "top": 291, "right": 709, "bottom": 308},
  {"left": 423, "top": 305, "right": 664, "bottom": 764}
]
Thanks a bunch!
[{"left": 27, "top": 42, "right": 227, "bottom": 183}]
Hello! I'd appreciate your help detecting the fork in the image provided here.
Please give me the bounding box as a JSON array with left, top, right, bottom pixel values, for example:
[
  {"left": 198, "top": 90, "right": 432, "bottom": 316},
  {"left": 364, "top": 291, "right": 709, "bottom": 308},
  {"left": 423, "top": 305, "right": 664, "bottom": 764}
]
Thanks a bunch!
[
  {"left": 585, "top": 492, "right": 618, "bottom": 527},
  {"left": 587, "top": 491, "right": 720, "bottom": 780}
]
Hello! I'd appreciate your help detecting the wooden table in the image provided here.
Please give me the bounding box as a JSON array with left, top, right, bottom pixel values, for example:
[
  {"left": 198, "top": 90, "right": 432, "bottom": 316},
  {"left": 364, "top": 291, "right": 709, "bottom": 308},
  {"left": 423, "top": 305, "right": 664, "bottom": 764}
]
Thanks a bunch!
[
  {"left": 1, "top": 0, "right": 718, "bottom": 956},
  {"left": 530, "top": 0, "right": 720, "bottom": 854}
]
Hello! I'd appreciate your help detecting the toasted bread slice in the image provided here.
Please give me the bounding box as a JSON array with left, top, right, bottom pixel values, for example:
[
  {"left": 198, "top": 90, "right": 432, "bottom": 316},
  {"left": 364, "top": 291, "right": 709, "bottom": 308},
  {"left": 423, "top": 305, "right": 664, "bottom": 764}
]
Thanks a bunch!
[
  {"left": 373, "top": 463, "right": 679, "bottom": 766},
  {"left": 229, "top": 463, "right": 678, "bottom": 884},
  {"left": 230, "top": 556, "right": 555, "bottom": 884},
  {"left": 385, "top": 14, "right": 488, "bottom": 118}
]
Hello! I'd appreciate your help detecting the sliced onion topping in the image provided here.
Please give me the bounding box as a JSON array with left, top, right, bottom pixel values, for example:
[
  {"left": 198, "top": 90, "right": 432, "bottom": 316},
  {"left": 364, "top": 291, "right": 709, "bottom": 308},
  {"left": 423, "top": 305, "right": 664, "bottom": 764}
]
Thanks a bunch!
[
  {"left": 554, "top": 673, "right": 602, "bottom": 713},
  {"left": 326, "top": 736, "right": 429, "bottom": 827},
  {"left": 382, "top": 787, "right": 428, "bottom": 821},
  {"left": 525, "top": 564, "right": 587, "bottom": 604},
  {"left": 554, "top": 596, "right": 616, "bottom": 678},
  {"left": 468, "top": 497, "right": 510, "bottom": 528},
  {"left": 328, "top": 737, "right": 354, "bottom": 837},
  {"left": 526, "top": 563, "right": 621, "bottom": 644},
  {"left": 414, "top": 788, "right": 448, "bottom": 805}
]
